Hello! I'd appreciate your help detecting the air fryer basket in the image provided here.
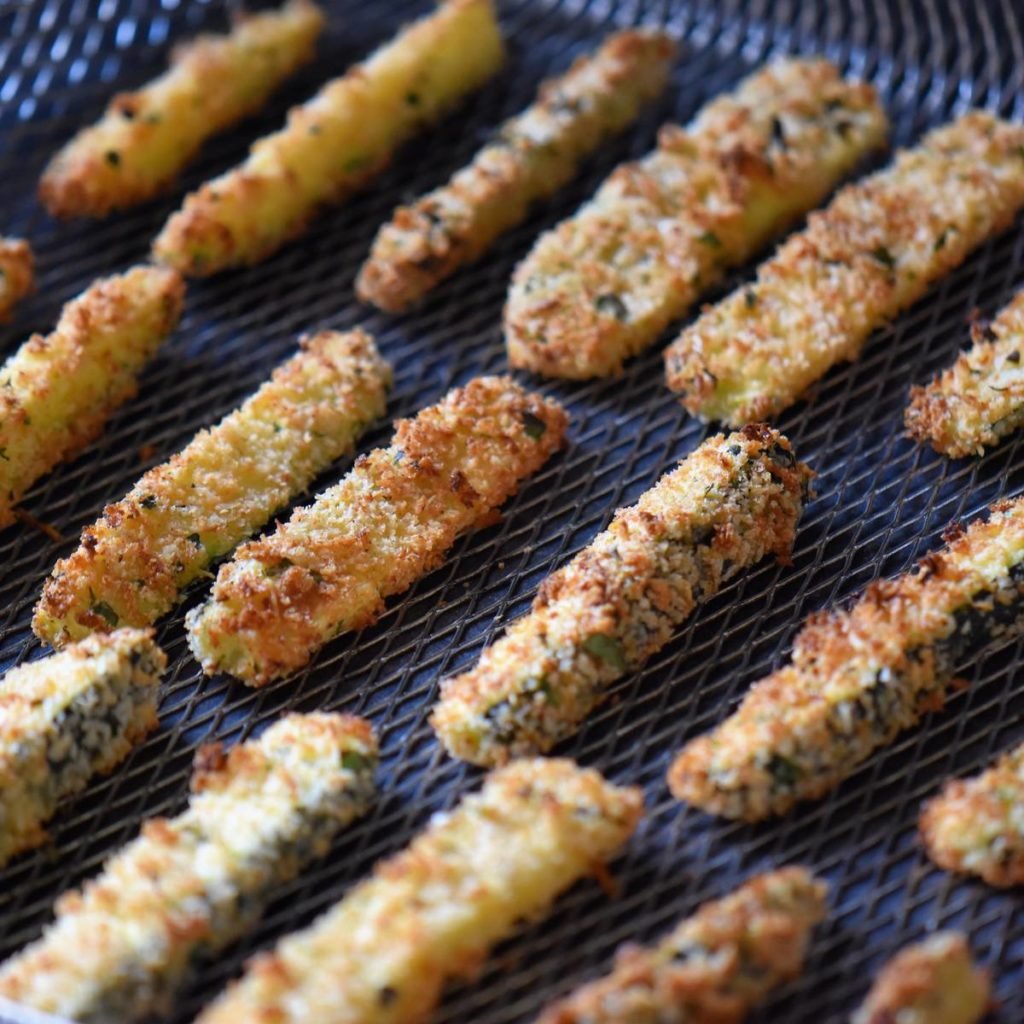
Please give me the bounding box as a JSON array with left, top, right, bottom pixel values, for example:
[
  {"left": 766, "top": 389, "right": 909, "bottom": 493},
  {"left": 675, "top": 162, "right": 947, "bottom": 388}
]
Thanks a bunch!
[{"left": 1, "top": 0, "right": 1023, "bottom": 1021}]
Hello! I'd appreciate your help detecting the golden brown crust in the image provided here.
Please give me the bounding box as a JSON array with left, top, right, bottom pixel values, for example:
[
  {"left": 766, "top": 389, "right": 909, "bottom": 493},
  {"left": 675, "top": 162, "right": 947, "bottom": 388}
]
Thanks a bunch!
[
  {"left": 356, "top": 29, "right": 674, "bottom": 312},
  {"left": 186, "top": 376, "right": 567, "bottom": 685},
  {"left": 506, "top": 58, "right": 887, "bottom": 378},
  {"left": 0, "top": 266, "right": 185, "bottom": 530},
  {"left": 669, "top": 495, "right": 1024, "bottom": 820},
  {"left": 0, "top": 237, "right": 35, "bottom": 322},
  {"left": 39, "top": 0, "right": 324, "bottom": 218},
  {"left": 666, "top": 112, "right": 1024, "bottom": 425}
]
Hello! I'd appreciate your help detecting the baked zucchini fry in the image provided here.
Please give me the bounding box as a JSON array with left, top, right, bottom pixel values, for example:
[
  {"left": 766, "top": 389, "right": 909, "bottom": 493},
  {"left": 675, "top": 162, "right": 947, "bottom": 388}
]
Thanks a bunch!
[
  {"left": 0, "top": 712, "right": 377, "bottom": 1024},
  {"left": 38, "top": 0, "right": 324, "bottom": 219},
  {"left": 0, "top": 265, "right": 185, "bottom": 530},
  {"left": 505, "top": 58, "right": 887, "bottom": 379},
  {"left": 668, "top": 495, "right": 1024, "bottom": 821},
  {"left": 154, "top": 0, "right": 504, "bottom": 276},
  {"left": 0, "top": 237, "right": 34, "bottom": 322},
  {"left": 665, "top": 112, "right": 1024, "bottom": 426},
  {"left": 920, "top": 740, "right": 1024, "bottom": 887},
  {"left": 186, "top": 375, "right": 567, "bottom": 686},
  {"left": 537, "top": 866, "right": 826, "bottom": 1024},
  {"left": 852, "top": 933, "right": 990, "bottom": 1024},
  {"left": 0, "top": 628, "right": 164, "bottom": 868},
  {"left": 33, "top": 329, "right": 391, "bottom": 648},
  {"left": 195, "top": 757, "right": 642, "bottom": 1024},
  {"left": 356, "top": 29, "right": 675, "bottom": 313},
  {"left": 906, "top": 290, "right": 1024, "bottom": 457},
  {"left": 433, "top": 425, "right": 811, "bottom": 766}
]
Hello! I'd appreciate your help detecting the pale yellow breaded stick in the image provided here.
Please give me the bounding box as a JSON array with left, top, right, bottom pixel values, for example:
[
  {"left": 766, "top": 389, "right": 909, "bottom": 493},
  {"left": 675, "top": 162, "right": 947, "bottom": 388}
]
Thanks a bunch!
[
  {"left": 0, "top": 629, "right": 164, "bottom": 867},
  {"left": 187, "top": 375, "right": 567, "bottom": 686},
  {"left": 0, "top": 266, "right": 185, "bottom": 530},
  {"left": 852, "top": 933, "right": 990, "bottom": 1024},
  {"left": 906, "top": 290, "right": 1024, "bottom": 457},
  {"left": 33, "top": 329, "right": 391, "bottom": 648},
  {"left": 669, "top": 495, "right": 1024, "bottom": 821},
  {"left": 196, "top": 758, "right": 642, "bottom": 1024},
  {"left": 505, "top": 58, "right": 887, "bottom": 378},
  {"left": 0, "top": 713, "right": 377, "bottom": 1024},
  {"left": 433, "top": 426, "right": 811, "bottom": 766},
  {"left": 357, "top": 29, "right": 675, "bottom": 313},
  {"left": 0, "top": 237, "right": 34, "bottom": 321},
  {"left": 920, "top": 740, "right": 1024, "bottom": 887},
  {"left": 538, "top": 867, "right": 826, "bottom": 1024},
  {"left": 665, "top": 112, "right": 1024, "bottom": 426},
  {"left": 39, "top": 0, "right": 324, "bottom": 219},
  {"left": 154, "top": 0, "right": 504, "bottom": 276}
]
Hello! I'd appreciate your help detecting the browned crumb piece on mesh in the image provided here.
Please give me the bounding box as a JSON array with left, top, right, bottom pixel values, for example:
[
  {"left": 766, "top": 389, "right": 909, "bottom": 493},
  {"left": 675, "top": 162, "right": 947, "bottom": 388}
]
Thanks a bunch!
[
  {"left": 0, "top": 237, "right": 35, "bottom": 321},
  {"left": 187, "top": 376, "right": 568, "bottom": 686},
  {"left": 906, "top": 290, "right": 1024, "bottom": 457}
]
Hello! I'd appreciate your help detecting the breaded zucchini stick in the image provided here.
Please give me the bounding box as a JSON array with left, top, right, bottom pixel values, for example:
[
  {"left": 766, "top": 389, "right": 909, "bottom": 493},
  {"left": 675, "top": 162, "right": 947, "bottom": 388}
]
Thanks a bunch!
[
  {"left": 669, "top": 495, "right": 1024, "bottom": 821},
  {"left": 187, "top": 376, "right": 567, "bottom": 686},
  {"left": 433, "top": 426, "right": 811, "bottom": 766},
  {"left": 906, "top": 290, "right": 1024, "bottom": 457},
  {"left": 0, "top": 237, "right": 34, "bottom": 321},
  {"left": 665, "top": 112, "right": 1024, "bottom": 425},
  {"left": 538, "top": 867, "right": 826, "bottom": 1024},
  {"left": 0, "top": 265, "right": 185, "bottom": 530},
  {"left": 38, "top": 1, "right": 324, "bottom": 219},
  {"left": 0, "top": 713, "right": 377, "bottom": 1024},
  {"left": 920, "top": 740, "right": 1024, "bottom": 887},
  {"left": 33, "top": 329, "right": 391, "bottom": 648},
  {"left": 356, "top": 30, "right": 675, "bottom": 313},
  {"left": 0, "top": 629, "right": 164, "bottom": 867},
  {"left": 196, "top": 758, "right": 642, "bottom": 1024},
  {"left": 505, "top": 58, "right": 887, "bottom": 379},
  {"left": 852, "top": 933, "right": 990, "bottom": 1024},
  {"left": 154, "top": 0, "right": 504, "bottom": 276}
]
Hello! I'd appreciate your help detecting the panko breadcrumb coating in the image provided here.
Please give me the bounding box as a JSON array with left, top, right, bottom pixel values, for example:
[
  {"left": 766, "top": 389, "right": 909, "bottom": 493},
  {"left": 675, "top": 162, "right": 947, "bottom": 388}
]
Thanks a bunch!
[
  {"left": 187, "top": 376, "right": 567, "bottom": 686},
  {"left": 920, "top": 740, "right": 1024, "bottom": 887},
  {"left": 0, "top": 713, "right": 377, "bottom": 1024},
  {"left": 195, "top": 758, "right": 642, "bottom": 1024},
  {"left": 154, "top": 0, "right": 504, "bottom": 276},
  {"left": 0, "top": 237, "right": 34, "bottom": 321},
  {"left": 433, "top": 425, "right": 811, "bottom": 765},
  {"left": 852, "top": 933, "right": 990, "bottom": 1024},
  {"left": 33, "top": 329, "right": 391, "bottom": 648},
  {"left": 38, "top": 0, "right": 324, "bottom": 219},
  {"left": 357, "top": 29, "right": 675, "bottom": 312},
  {"left": 0, "top": 265, "right": 184, "bottom": 530},
  {"left": 0, "top": 629, "right": 164, "bottom": 867},
  {"left": 669, "top": 495, "right": 1024, "bottom": 821},
  {"left": 538, "top": 867, "right": 826, "bottom": 1024},
  {"left": 906, "top": 290, "right": 1024, "bottom": 457},
  {"left": 505, "top": 58, "right": 887, "bottom": 378},
  {"left": 665, "top": 112, "right": 1024, "bottom": 425}
]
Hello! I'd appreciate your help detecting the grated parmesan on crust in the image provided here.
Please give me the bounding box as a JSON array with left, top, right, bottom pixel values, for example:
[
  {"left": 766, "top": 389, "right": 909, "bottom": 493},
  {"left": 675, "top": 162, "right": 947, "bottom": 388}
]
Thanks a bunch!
[
  {"left": 0, "top": 713, "right": 377, "bottom": 1023},
  {"left": 196, "top": 758, "right": 642, "bottom": 1024},
  {"left": 669, "top": 495, "right": 1024, "bottom": 820},
  {"left": 433, "top": 425, "right": 811, "bottom": 765},
  {"left": 505, "top": 58, "right": 887, "bottom": 379},
  {"left": 187, "top": 375, "right": 568, "bottom": 686},
  {"left": 665, "top": 112, "right": 1024, "bottom": 425},
  {"left": 33, "top": 329, "right": 391, "bottom": 647}
]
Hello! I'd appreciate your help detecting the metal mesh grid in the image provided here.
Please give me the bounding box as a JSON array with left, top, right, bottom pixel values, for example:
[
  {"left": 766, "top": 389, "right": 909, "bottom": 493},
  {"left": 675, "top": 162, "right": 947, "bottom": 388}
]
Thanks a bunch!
[{"left": 1, "top": 0, "right": 1024, "bottom": 1020}]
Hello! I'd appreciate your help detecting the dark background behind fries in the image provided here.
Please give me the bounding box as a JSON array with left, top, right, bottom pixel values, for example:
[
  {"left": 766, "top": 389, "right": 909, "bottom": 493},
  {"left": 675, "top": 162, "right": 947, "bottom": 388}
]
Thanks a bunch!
[{"left": 1, "top": 0, "right": 1023, "bottom": 1020}]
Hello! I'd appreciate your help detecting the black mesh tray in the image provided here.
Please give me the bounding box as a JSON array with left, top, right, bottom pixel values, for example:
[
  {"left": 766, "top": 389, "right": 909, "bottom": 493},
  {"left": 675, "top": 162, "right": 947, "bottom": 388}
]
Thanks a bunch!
[{"left": 2, "top": 0, "right": 1024, "bottom": 1021}]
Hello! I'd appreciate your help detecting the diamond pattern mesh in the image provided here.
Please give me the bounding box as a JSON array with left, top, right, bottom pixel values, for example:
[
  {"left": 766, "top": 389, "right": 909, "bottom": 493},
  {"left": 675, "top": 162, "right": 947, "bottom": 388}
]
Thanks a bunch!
[{"left": 1, "top": 0, "right": 1024, "bottom": 1021}]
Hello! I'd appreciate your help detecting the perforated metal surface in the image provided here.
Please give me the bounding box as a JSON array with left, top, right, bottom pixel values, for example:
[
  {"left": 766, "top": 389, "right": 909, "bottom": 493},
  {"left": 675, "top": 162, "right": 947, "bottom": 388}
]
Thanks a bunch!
[{"left": 1, "top": 0, "right": 1023, "bottom": 1021}]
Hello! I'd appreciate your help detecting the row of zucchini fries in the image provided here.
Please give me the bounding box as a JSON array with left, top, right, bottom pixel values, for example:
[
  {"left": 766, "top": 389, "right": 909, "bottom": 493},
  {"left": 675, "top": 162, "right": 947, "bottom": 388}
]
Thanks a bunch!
[{"left": 0, "top": 674, "right": 992, "bottom": 1024}]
